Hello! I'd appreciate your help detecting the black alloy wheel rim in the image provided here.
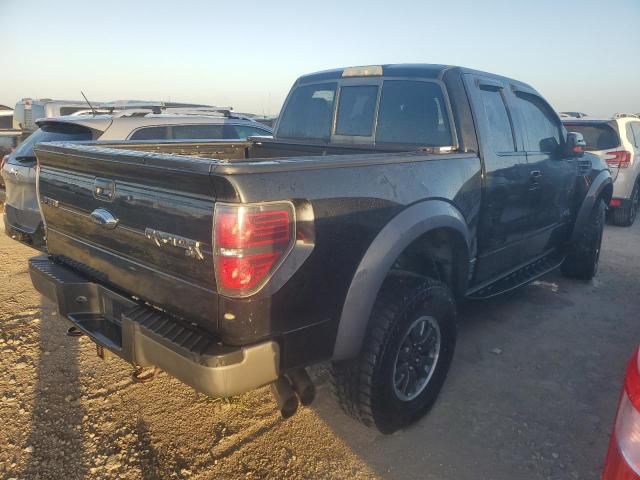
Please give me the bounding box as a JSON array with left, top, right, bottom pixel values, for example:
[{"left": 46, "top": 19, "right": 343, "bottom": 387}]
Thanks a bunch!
[{"left": 392, "top": 315, "right": 441, "bottom": 402}]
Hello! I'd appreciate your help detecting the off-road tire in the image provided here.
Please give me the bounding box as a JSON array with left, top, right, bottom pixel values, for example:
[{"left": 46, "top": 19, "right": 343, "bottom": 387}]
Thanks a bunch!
[
  {"left": 610, "top": 182, "right": 639, "bottom": 227},
  {"left": 331, "top": 273, "right": 456, "bottom": 434},
  {"left": 561, "top": 199, "right": 605, "bottom": 280}
]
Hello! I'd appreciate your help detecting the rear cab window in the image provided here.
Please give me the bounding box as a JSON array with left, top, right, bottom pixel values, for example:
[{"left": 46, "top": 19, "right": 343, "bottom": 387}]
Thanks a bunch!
[
  {"left": 335, "top": 85, "right": 378, "bottom": 136},
  {"left": 277, "top": 83, "right": 337, "bottom": 141},
  {"left": 376, "top": 81, "right": 452, "bottom": 146},
  {"left": 562, "top": 122, "right": 620, "bottom": 151},
  {"left": 276, "top": 78, "right": 454, "bottom": 147}
]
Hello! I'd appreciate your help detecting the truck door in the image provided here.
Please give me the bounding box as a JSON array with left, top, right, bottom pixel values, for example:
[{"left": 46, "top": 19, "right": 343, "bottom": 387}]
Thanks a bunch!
[
  {"left": 464, "top": 75, "right": 531, "bottom": 282},
  {"left": 510, "top": 88, "right": 576, "bottom": 259}
]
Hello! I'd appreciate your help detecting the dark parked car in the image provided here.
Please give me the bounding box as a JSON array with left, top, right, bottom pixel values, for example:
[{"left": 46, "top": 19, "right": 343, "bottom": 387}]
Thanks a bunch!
[{"left": 30, "top": 64, "right": 611, "bottom": 433}]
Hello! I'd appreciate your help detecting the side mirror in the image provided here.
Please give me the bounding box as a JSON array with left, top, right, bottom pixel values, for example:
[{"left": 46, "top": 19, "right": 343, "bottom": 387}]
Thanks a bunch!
[{"left": 565, "top": 132, "right": 586, "bottom": 158}]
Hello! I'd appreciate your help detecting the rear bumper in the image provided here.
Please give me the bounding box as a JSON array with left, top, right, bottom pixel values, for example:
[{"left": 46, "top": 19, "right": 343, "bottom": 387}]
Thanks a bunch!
[{"left": 29, "top": 256, "right": 280, "bottom": 397}]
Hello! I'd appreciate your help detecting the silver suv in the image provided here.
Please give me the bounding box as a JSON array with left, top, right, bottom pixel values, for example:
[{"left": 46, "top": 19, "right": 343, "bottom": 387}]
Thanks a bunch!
[
  {"left": 563, "top": 115, "right": 640, "bottom": 226},
  {"left": 1, "top": 110, "right": 273, "bottom": 248}
]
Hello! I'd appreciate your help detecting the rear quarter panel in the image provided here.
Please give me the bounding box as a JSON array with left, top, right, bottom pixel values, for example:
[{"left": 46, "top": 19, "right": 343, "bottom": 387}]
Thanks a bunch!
[{"left": 215, "top": 152, "right": 481, "bottom": 365}]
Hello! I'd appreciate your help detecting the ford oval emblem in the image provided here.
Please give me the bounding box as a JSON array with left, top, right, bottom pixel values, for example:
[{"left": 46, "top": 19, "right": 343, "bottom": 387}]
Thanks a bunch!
[{"left": 90, "top": 208, "right": 119, "bottom": 229}]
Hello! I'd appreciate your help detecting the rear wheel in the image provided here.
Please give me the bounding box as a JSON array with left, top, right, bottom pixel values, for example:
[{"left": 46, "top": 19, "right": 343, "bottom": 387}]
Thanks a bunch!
[
  {"left": 610, "top": 182, "right": 639, "bottom": 227},
  {"left": 561, "top": 199, "right": 605, "bottom": 280},
  {"left": 331, "top": 274, "right": 456, "bottom": 434}
]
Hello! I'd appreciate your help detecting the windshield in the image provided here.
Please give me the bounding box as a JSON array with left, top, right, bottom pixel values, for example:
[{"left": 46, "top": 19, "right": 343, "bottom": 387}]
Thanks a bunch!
[
  {"left": 12, "top": 123, "right": 94, "bottom": 160},
  {"left": 563, "top": 122, "right": 620, "bottom": 151}
]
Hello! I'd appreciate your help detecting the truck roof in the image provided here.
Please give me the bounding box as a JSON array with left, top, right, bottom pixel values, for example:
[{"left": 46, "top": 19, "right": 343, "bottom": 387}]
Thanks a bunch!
[{"left": 295, "top": 64, "right": 532, "bottom": 89}]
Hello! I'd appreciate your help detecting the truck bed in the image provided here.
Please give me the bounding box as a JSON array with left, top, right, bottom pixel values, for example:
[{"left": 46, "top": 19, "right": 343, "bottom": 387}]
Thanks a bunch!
[{"left": 34, "top": 139, "right": 481, "bottom": 350}]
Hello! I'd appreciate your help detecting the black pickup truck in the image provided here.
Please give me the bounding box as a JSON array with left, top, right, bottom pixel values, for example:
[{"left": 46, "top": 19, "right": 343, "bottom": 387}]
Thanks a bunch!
[{"left": 29, "top": 64, "right": 611, "bottom": 433}]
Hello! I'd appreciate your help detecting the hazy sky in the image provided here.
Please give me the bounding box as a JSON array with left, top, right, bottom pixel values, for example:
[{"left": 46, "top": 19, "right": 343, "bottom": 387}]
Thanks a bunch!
[{"left": 1, "top": 0, "right": 638, "bottom": 116}]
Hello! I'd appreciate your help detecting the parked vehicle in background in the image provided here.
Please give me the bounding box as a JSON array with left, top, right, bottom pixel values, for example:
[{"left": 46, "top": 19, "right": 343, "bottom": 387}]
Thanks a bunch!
[
  {"left": 30, "top": 64, "right": 611, "bottom": 434},
  {"left": 563, "top": 114, "right": 640, "bottom": 226},
  {"left": 0, "top": 105, "right": 14, "bottom": 129},
  {"left": 559, "top": 111, "right": 588, "bottom": 118},
  {"left": 13, "top": 99, "right": 89, "bottom": 132},
  {"left": 1, "top": 109, "right": 272, "bottom": 249},
  {"left": 602, "top": 346, "right": 640, "bottom": 479},
  {"left": 253, "top": 115, "right": 278, "bottom": 128},
  {"left": 12, "top": 98, "right": 213, "bottom": 133},
  {"left": 0, "top": 129, "right": 21, "bottom": 157},
  {"left": 0, "top": 130, "right": 23, "bottom": 201}
]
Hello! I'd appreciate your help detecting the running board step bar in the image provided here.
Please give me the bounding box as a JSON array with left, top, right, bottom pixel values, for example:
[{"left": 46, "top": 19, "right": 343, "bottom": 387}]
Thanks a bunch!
[{"left": 467, "top": 252, "right": 564, "bottom": 300}]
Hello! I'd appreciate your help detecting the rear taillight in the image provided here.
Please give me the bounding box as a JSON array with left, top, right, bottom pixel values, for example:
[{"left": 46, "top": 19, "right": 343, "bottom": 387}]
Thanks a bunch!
[
  {"left": 213, "top": 202, "right": 295, "bottom": 296},
  {"left": 606, "top": 151, "right": 632, "bottom": 169},
  {"left": 603, "top": 348, "right": 640, "bottom": 479}
]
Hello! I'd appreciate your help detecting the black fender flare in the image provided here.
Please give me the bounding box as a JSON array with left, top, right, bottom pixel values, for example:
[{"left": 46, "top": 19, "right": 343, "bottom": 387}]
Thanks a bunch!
[
  {"left": 332, "top": 200, "right": 472, "bottom": 361},
  {"left": 570, "top": 170, "right": 612, "bottom": 244}
]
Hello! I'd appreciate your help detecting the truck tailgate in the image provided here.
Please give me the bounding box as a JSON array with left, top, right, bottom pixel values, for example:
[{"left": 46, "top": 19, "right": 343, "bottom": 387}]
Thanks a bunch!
[{"left": 34, "top": 142, "right": 225, "bottom": 331}]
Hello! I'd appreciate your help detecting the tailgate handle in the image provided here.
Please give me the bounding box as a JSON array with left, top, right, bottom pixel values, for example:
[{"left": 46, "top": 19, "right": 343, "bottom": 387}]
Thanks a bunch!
[
  {"left": 90, "top": 208, "right": 119, "bottom": 229},
  {"left": 94, "top": 178, "right": 115, "bottom": 201}
]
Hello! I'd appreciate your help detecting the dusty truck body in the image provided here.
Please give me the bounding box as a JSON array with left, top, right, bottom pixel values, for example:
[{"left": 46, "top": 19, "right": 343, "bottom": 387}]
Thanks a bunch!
[{"left": 30, "top": 65, "right": 611, "bottom": 433}]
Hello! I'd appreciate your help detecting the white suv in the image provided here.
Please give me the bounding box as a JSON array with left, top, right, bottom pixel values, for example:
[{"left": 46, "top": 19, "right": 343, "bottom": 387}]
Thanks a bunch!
[{"left": 563, "top": 115, "right": 640, "bottom": 226}]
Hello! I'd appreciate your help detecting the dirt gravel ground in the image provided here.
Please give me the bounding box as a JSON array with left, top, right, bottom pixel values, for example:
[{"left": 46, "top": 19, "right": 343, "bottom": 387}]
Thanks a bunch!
[{"left": 0, "top": 213, "right": 638, "bottom": 480}]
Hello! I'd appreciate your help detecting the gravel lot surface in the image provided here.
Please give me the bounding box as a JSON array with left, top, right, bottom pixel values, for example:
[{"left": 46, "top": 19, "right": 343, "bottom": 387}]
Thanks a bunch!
[{"left": 0, "top": 215, "right": 638, "bottom": 480}]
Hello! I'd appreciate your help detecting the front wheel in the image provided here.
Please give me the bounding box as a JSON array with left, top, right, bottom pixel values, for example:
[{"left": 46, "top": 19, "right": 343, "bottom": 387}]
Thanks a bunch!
[
  {"left": 561, "top": 199, "right": 605, "bottom": 280},
  {"left": 331, "top": 274, "right": 456, "bottom": 434}
]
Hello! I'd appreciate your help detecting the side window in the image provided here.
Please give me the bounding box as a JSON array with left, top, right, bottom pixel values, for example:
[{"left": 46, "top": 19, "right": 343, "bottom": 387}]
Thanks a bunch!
[
  {"left": 231, "top": 125, "right": 272, "bottom": 139},
  {"left": 631, "top": 123, "right": 640, "bottom": 148},
  {"left": 59, "top": 107, "right": 86, "bottom": 116},
  {"left": 171, "top": 124, "right": 227, "bottom": 140},
  {"left": 335, "top": 85, "right": 378, "bottom": 136},
  {"left": 128, "top": 126, "right": 168, "bottom": 140},
  {"left": 375, "top": 80, "right": 453, "bottom": 145},
  {"left": 514, "top": 93, "right": 562, "bottom": 153},
  {"left": 277, "top": 83, "right": 337, "bottom": 141},
  {"left": 478, "top": 87, "right": 515, "bottom": 152}
]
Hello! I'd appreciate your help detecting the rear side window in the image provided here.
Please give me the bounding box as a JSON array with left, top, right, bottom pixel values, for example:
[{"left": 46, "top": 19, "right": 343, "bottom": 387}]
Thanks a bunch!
[
  {"left": 514, "top": 93, "right": 561, "bottom": 153},
  {"left": 335, "top": 85, "right": 378, "bottom": 136},
  {"left": 172, "top": 124, "right": 223, "bottom": 139},
  {"left": 563, "top": 123, "right": 620, "bottom": 151},
  {"left": 128, "top": 126, "right": 169, "bottom": 140},
  {"left": 171, "top": 124, "right": 234, "bottom": 140},
  {"left": 375, "top": 81, "right": 453, "bottom": 146},
  {"left": 630, "top": 123, "right": 640, "bottom": 148},
  {"left": 231, "top": 124, "right": 272, "bottom": 139},
  {"left": 277, "top": 83, "right": 337, "bottom": 141},
  {"left": 59, "top": 106, "right": 86, "bottom": 116},
  {"left": 479, "top": 88, "right": 515, "bottom": 152},
  {"left": 13, "top": 123, "right": 93, "bottom": 161}
]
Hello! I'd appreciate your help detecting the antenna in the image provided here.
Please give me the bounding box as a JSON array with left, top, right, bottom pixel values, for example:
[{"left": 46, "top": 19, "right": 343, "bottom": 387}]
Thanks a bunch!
[{"left": 80, "top": 91, "right": 97, "bottom": 116}]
